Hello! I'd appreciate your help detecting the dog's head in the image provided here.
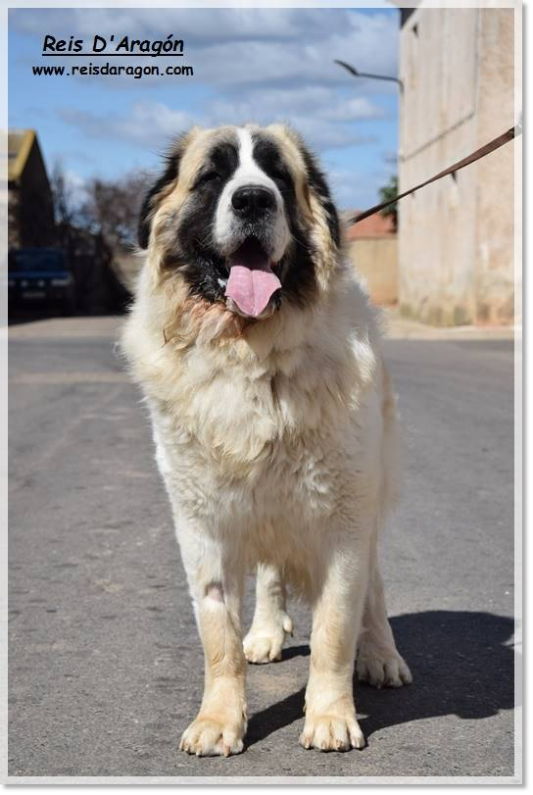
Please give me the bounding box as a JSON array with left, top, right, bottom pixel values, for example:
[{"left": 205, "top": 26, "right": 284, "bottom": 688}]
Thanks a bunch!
[{"left": 139, "top": 124, "right": 340, "bottom": 321}]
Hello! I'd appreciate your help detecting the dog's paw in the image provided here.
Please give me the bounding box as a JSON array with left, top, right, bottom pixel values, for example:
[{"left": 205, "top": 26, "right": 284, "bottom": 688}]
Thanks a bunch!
[
  {"left": 243, "top": 612, "right": 293, "bottom": 664},
  {"left": 300, "top": 713, "right": 365, "bottom": 752},
  {"left": 179, "top": 714, "right": 246, "bottom": 757},
  {"left": 356, "top": 643, "right": 413, "bottom": 689}
]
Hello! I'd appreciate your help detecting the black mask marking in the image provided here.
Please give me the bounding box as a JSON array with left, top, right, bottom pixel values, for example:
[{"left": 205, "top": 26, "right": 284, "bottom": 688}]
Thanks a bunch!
[{"left": 174, "top": 140, "right": 239, "bottom": 302}]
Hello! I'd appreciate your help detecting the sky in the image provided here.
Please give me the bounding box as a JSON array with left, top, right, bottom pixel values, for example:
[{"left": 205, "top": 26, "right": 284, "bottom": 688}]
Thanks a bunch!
[{"left": 8, "top": 7, "right": 400, "bottom": 211}]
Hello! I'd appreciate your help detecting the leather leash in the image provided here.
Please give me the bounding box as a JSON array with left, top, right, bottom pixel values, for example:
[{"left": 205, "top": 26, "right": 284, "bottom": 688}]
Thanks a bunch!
[{"left": 350, "top": 122, "right": 521, "bottom": 226}]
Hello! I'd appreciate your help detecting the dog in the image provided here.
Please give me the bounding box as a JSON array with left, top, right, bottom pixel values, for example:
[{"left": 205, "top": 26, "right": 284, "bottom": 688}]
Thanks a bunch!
[{"left": 121, "top": 123, "right": 412, "bottom": 757}]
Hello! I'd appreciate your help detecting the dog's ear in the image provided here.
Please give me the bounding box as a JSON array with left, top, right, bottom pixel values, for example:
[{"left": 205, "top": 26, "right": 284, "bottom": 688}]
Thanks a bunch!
[
  {"left": 138, "top": 159, "right": 179, "bottom": 250},
  {"left": 138, "top": 132, "right": 192, "bottom": 250},
  {"left": 298, "top": 143, "right": 341, "bottom": 248}
]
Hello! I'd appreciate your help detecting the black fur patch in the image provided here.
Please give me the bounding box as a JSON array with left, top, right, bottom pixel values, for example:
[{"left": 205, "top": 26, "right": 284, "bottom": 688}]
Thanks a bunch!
[
  {"left": 252, "top": 136, "right": 296, "bottom": 198},
  {"left": 252, "top": 132, "right": 321, "bottom": 309},
  {"left": 172, "top": 140, "right": 239, "bottom": 302}
]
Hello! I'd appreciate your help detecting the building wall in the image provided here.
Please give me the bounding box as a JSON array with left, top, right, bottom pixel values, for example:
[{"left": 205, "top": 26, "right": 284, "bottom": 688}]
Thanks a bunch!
[
  {"left": 347, "top": 237, "right": 397, "bottom": 306},
  {"left": 8, "top": 136, "right": 56, "bottom": 249},
  {"left": 8, "top": 188, "right": 20, "bottom": 248},
  {"left": 474, "top": 10, "right": 515, "bottom": 324},
  {"left": 398, "top": 8, "right": 515, "bottom": 325},
  {"left": 19, "top": 142, "right": 56, "bottom": 247}
]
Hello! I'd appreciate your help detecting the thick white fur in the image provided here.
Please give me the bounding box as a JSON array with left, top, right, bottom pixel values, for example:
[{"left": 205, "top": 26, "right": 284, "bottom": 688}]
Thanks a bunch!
[{"left": 122, "top": 124, "right": 411, "bottom": 757}]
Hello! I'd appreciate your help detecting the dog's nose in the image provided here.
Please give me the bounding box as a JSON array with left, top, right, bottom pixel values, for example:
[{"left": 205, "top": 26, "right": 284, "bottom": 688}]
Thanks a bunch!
[{"left": 231, "top": 186, "right": 275, "bottom": 218}]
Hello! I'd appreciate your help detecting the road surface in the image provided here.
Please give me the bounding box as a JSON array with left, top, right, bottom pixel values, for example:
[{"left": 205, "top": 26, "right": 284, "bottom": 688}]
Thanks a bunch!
[{"left": 8, "top": 316, "right": 517, "bottom": 781}]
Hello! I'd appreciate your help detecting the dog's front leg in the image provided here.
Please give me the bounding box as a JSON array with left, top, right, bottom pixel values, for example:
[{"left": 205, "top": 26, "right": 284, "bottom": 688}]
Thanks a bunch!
[
  {"left": 177, "top": 526, "right": 247, "bottom": 757},
  {"left": 301, "top": 533, "right": 370, "bottom": 752},
  {"left": 244, "top": 563, "right": 293, "bottom": 664}
]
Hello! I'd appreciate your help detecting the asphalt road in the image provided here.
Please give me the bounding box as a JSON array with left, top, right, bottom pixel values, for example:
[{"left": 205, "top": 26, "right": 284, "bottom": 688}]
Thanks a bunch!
[{"left": 8, "top": 317, "right": 517, "bottom": 781}]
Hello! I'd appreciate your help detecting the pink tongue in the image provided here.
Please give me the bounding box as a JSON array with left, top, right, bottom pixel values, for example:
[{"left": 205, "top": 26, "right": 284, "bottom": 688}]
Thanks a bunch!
[{"left": 225, "top": 265, "right": 281, "bottom": 318}]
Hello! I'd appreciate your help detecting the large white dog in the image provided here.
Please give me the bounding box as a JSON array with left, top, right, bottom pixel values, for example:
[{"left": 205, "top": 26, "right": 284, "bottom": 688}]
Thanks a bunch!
[{"left": 122, "top": 123, "right": 412, "bottom": 758}]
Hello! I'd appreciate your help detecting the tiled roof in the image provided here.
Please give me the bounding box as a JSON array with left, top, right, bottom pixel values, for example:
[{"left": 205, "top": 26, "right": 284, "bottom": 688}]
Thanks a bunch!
[{"left": 344, "top": 210, "right": 396, "bottom": 240}]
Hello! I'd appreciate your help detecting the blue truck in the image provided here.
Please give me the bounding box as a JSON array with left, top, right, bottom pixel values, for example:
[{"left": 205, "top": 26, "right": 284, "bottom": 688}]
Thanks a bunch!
[{"left": 8, "top": 248, "right": 75, "bottom": 314}]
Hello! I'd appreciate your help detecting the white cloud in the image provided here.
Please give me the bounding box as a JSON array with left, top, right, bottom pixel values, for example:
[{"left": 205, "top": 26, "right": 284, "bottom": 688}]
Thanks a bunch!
[
  {"left": 207, "top": 86, "right": 383, "bottom": 124},
  {"left": 186, "top": 16, "right": 398, "bottom": 91},
  {"left": 59, "top": 86, "right": 383, "bottom": 153},
  {"left": 59, "top": 103, "right": 194, "bottom": 147}
]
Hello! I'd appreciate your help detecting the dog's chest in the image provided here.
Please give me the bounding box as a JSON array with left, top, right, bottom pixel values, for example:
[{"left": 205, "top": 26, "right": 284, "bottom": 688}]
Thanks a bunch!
[
  {"left": 174, "top": 354, "right": 350, "bottom": 460},
  {"left": 151, "top": 358, "right": 356, "bottom": 524}
]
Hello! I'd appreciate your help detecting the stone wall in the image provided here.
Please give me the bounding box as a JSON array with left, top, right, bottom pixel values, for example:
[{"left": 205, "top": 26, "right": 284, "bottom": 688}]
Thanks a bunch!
[
  {"left": 398, "top": 8, "right": 515, "bottom": 325},
  {"left": 347, "top": 237, "right": 398, "bottom": 306}
]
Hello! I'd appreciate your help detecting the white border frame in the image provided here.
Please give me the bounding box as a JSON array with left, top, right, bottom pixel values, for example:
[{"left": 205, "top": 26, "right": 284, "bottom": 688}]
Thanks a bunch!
[{"left": 1, "top": 0, "right": 523, "bottom": 787}]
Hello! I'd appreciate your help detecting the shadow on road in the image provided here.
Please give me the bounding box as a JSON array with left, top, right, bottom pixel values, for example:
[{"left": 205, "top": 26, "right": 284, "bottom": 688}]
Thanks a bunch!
[
  {"left": 246, "top": 611, "right": 515, "bottom": 747},
  {"left": 280, "top": 644, "right": 311, "bottom": 662}
]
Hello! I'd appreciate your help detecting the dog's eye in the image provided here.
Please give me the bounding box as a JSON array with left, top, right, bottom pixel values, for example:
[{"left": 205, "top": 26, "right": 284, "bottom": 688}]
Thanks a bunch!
[
  {"left": 195, "top": 170, "right": 220, "bottom": 188},
  {"left": 271, "top": 168, "right": 289, "bottom": 189}
]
